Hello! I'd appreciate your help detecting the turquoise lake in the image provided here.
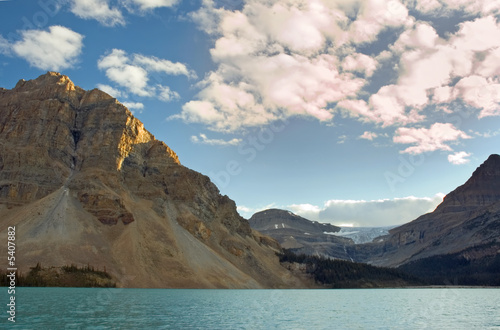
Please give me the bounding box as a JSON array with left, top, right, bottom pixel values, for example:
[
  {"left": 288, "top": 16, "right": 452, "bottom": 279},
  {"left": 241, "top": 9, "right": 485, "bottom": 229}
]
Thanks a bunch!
[{"left": 2, "top": 288, "right": 500, "bottom": 329}]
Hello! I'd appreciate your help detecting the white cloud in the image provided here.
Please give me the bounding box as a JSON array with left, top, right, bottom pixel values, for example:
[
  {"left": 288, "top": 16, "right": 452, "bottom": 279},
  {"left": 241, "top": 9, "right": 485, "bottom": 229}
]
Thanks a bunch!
[
  {"left": 475, "top": 129, "right": 500, "bottom": 138},
  {"left": 475, "top": 47, "right": 500, "bottom": 78},
  {"left": 453, "top": 16, "right": 500, "bottom": 52},
  {"left": 236, "top": 205, "right": 253, "bottom": 215},
  {"left": 0, "top": 35, "right": 10, "bottom": 55},
  {"left": 236, "top": 203, "right": 278, "bottom": 219},
  {"left": 97, "top": 49, "right": 191, "bottom": 101},
  {"left": 289, "top": 194, "right": 445, "bottom": 227},
  {"left": 157, "top": 85, "right": 180, "bottom": 102},
  {"left": 359, "top": 131, "right": 378, "bottom": 141},
  {"left": 452, "top": 75, "right": 500, "bottom": 118},
  {"left": 394, "top": 123, "right": 471, "bottom": 155},
  {"left": 287, "top": 203, "right": 323, "bottom": 223},
  {"left": 347, "top": 0, "right": 413, "bottom": 44},
  {"left": 133, "top": 54, "right": 196, "bottom": 78},
  {"left": 337, "top": 135, "right": 348, "bottom": 144},
  {"left": 10, "top": 26, "right": 83, "bottom": 71},
  {"left": 411, "top": 0, "right": 500, "bottom": 16},
  {"left": 102, "top": 62, "right": 151, "bottom": 96},
  {"left": 448, "top": 151, "right": 472, "bottom": 165},
  {"left": 70, "top": 0, "right": 124, "bottom": 26},
  {"left": 342, "top": 53, "right": 378, "bottom": 77},
  {"left": 96, "top": 84, "right": 123, "bottom": 98},
  {"left": 190, "top": 133, "right": 242, "bottom": 146},
  {"left": 122, "top": 0, "right": 179, "bottom": 11},
  {"left": 122, "top": 101, "right": 144, "bottom": 113}
]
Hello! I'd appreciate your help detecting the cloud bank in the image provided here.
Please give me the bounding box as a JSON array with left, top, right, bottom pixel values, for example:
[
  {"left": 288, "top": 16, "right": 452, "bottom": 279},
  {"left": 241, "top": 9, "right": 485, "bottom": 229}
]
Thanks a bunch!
[{"left": 289, "top": 194, "right": 445, "bottom": 227}]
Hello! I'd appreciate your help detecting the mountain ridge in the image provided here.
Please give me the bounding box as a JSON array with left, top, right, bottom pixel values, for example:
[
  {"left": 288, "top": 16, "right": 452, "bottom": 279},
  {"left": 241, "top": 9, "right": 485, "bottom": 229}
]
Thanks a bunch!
[
  {"left": 364, "top": 154, "right": 500, "bottom": 270},
  {"left": 249, "top": 208, "right": 354, "bottom": 259}
]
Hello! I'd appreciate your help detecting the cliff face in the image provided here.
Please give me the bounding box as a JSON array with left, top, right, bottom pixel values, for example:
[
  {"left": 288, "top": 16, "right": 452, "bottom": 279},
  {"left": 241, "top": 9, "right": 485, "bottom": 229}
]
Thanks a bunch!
[
  {"left": 362, "top": 154, "right": 500, "bottom": 268},
  {"left": 0, "top": 72, "right": 306, "bottom": 288}
]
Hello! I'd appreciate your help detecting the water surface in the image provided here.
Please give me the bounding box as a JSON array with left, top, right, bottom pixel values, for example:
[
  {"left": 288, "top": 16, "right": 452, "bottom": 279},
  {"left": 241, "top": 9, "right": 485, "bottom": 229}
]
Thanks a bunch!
[{"left": 4, "top": 288, "right": 500, "bottom": 329}]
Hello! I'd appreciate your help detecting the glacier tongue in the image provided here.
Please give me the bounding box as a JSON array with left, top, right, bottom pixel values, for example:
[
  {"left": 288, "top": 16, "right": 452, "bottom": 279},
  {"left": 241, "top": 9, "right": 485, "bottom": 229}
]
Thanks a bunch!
[{"left": 326, "top": 226, "right": 396, "bottom": 244}]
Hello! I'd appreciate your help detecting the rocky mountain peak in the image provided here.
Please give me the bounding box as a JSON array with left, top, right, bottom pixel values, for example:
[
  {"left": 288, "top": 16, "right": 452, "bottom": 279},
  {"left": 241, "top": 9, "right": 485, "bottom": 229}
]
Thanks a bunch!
[
  {"left": 435, "top": 154, "right": 500, "bottom": 213},
  {"left": 0, "top": 73, "right": 303, "bottom": 288}
]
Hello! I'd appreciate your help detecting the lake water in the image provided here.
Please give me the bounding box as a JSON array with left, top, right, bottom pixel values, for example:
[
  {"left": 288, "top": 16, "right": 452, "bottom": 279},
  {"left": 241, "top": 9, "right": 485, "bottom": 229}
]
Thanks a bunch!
[{"left": 3, "top": 288, "right": 500, "bottom": 329}]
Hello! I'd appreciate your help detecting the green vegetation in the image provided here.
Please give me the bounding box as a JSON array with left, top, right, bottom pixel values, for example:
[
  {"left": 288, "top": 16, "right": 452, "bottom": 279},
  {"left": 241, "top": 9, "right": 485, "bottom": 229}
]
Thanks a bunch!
[
  {"left": 278, "top": 249, "right": 422, "bottom": 288},
  {"left": 0, "top": 263, "right": 116, "bottom": 288},
  {"left": 398, "top": 243, "right": 500, "bottom": 286}
]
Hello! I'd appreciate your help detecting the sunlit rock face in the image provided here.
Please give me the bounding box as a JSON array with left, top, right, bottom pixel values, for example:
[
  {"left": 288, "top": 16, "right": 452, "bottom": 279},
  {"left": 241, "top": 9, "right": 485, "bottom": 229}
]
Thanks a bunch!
[{"left": 0, "top": 72, "right": 308, "bottom": 289}]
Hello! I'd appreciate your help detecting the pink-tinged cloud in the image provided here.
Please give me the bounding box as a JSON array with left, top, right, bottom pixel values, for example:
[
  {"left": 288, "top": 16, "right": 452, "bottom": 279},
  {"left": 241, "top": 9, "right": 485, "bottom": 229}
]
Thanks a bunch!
[
  {"left": 181, "top": 0, "right": 500, "bottom": 134},
  {"left": 452, "top": 76, "right": 500, "bottom": 118},
  {"left": 394, "top": 123, "right": 471, "bottom": 155},
  {"left": 448, "top": 151, "right": 472, "bottom": 165}
]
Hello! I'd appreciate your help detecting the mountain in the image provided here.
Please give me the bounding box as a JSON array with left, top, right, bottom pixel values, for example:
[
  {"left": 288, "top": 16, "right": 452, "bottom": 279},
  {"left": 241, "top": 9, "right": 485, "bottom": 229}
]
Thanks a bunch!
[
  {"left": 0, "top": 72, "right": 307, "bottom": 288},
  {"left": 249, "top": 209, "right": 354, "bottom": 259},
  {"left": 359, "top": 154, "right": 500, "bottom": 284},
  {"left": 249, "top": 156, "right": 500, "bottom": 285}
]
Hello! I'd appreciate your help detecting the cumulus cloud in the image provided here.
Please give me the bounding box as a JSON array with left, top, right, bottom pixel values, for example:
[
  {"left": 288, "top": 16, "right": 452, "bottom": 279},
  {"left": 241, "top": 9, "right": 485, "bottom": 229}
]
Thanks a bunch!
[
  {"left": 411, "top": 0, "right": 500, "bottom": 16},
  {"left": 289, "top": 194, "right": 445, "bottom": 227},
  {"left": 190, "top": 133, "right": 242, "bottom": 146},
  {"left": 97, "top": 49, "right": 192, "bottom": 101},
  {"left": 393, "top": 123, "right": 471, "bottom": 155},
  {"left": 0, "top": 35, "right": 10, "bottom": 55},
  {"left": 96, "top": 84, "right": 123, "bottom": 98},
  {"left": 122, "top": 101, "right": 144, "bottom": 113},
  {"left": 347, "top": 0, "right": 413, "bottom": 44},
  {"left": 8, "top": 26, "right": 83, "bottom": 71},
  {"left": 122, "top": 0, "right": 179, "bottom": 12},
  {"left": 69, "top": 0, "right": 179, "bottom": 25},
  {"left": 342, "top": 53, "right": 378, "bottom": 77},
  {"left": 133, "top": 54, "right": 196, "bottom": 78},
  {"left": 157, "top": 85, "right": 180, "bottom": 102},
  {"left": 359, "top": 131, "right": 378, "bottom": 141},
  {"left": 70, "top": 0, "right": 124, "bottom": 26},
  {"left": 448, "top": 151, "right": 472, "bottom": 165},
  {"left": 451, "top": 76, "right": 500, "bottom": 118},
  {"left": 179, "top": 0, "right": 375, "bottom": 132}
]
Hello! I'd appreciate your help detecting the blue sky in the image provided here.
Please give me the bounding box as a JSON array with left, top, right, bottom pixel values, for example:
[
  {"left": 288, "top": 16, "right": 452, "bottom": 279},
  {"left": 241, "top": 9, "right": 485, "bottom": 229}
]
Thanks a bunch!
[{"left": 1, "top": 0, "right": 500, "bottom": 226}]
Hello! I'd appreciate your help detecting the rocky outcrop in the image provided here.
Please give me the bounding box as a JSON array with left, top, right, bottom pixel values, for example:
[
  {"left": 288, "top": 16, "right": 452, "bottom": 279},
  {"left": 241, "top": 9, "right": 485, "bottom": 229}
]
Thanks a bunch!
[{"left": 0, "top": 72, "right": 307, "bottom": 288}]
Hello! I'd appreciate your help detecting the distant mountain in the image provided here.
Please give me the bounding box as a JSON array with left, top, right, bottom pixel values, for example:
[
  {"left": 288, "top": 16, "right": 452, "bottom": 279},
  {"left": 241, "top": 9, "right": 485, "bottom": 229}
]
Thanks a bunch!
[
  {"left": 0, "top": 72, "right": 308, "bottom": 289},
  {"left": 249, "top": 208, "right": 341, "bottom": 234},
  {"left": 249, "top": 209, "right": 354, "bottom": 259},
  {"left": 359, "top": 154, "right": 500, "bottom": 285}
]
